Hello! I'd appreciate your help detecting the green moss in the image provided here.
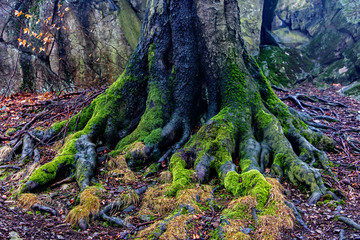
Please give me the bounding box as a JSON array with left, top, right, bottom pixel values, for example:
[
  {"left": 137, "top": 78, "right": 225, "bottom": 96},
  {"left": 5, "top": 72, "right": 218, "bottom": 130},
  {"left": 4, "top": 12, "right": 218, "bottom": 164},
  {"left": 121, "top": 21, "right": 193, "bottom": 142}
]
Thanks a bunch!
[
  {"left": 26, "top": 138, "right": 77, "bottom": 186},
  {"left": 116, "top": 81, "right": 164, "bottom": 150},
  {"left": 239, "top": 159, "right": 252, "bottom": 172},
  {"left": 224, "top": 170, "right": 271, "bottom": 208},
  {"left": 323, "top": 194, "right": 333, "bottom": 201},
  {"left": 143, "top": 163, "right": 159, "bottom": 177},
  {"left": 144, "top": 128, "right": 162, "bottom": 146},
  {"left": 148, "top": 44, "right": 156, "bottom": 69},
  {"left": 167, "top": 153, "right": 193, "bottom": 196},
  {"left": 255, "top": 109, "right": 273, "bottom": 129},
  {"left": 273, "top": 153, "right": 285, "bottom": 168},
  {"left": 223, "top": 61, "right": 247, "bottom": 109},
  {"left": 5, "top": 128, "right": 16, "bottom": 136},
  {"left": 257, "top": 46, "right": 312, "bottom": 87}
]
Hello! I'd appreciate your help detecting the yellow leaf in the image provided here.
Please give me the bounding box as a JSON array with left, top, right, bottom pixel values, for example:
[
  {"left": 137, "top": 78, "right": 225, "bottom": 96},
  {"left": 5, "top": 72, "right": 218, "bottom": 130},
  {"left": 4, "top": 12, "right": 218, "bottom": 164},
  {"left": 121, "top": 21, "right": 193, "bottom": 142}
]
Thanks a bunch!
[
  {"left": 56, "top": 27, "right": 61, "bottom": 30},
  {"left": 39, "top": 47, "right": 45, "bottom": 53},
  {"left": 58, "top": 4, "right": 62, "bottom": 8},
  {"left": 65, "top": 7, "right": 70, "bottom": 12},
  {"left": 50, "top": 24, "right": 56, "bottom": 29},
  {"left": 18, "top": 38, "right": 22, "bottom": 42},
  {"left": 19, "top": 39, "right": 26, "bottom": 46},
  {"left": 14, "top": 10, "right": 23, "bottom": 17},
  {"left": 36, "top": 32, "right": 43, "bottom": 39},
  {"left": 31, "top": 32, "right": 37, "bottom": 37},
  {"left": 62, "top": 26, "right": 66, "bottom": 30},
  {"left": 48, "top": 16, "right": 51, "bottom": 21},
  {"left": 36, "top": 19, "right": 40, "bottom": 24},
  {"left": 25, "top": 14, "right": 33, "bottom": 19},
  {"left": 23, "top": 28, "right": 30, "bottom": 34},
  {"left": 32, "top": 47, "right": 35, "bottom": 52}
]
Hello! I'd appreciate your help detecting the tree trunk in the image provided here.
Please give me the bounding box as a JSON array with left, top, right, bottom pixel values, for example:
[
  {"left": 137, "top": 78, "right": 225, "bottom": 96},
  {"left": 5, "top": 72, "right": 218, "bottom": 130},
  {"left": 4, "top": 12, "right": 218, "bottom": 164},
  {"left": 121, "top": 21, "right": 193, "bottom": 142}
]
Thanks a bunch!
[{"left": 21, "top": 0, "right": 334, "bottom": 235}]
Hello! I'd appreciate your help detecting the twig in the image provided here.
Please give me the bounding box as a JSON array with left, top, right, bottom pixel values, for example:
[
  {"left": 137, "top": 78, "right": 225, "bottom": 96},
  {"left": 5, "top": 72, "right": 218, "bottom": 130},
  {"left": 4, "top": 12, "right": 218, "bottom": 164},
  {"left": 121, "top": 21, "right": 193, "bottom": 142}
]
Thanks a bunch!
[
  {"left": 51, "top": 175, "right": 74, "bottom": 188},
  {"left": 0, "top": 165, "right": 21, "bottom": 170}
]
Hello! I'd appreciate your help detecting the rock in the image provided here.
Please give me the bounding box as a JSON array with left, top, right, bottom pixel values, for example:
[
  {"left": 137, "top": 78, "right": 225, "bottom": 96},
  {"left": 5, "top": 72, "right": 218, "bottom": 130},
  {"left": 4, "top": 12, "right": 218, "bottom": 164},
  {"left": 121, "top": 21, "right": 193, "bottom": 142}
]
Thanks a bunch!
[
  {"left": 21, "top": 134, "right": 34, "bottom": 162},
  {"left": 241, "top": 227, "right": 254, "bottom": 234},
  {"left": 0, "top": 0, "right": 141, "bottom": 92},
  {"left": 238, "top": 0, "right": 264, "bottom": 55},
  {"left": 135, "top": 186, "right": 147, "bottom": 196},
  {"left": 117, "top": 186, "right": 125, "bottom": 193},
  {"left": 78, "top": 218, "right": 88, "bottom": 230},
  {"left": 123, "top": 205, "right": 136, "bottom": 213},
  {"left": 9, "top": 231, "right": 23, "bottom": 240},
  {"left": 342, "top": 178, "right": 351, "bottom": 185},
  {"left": 140, "top": 215, "right": 151, "bottom": 222}
]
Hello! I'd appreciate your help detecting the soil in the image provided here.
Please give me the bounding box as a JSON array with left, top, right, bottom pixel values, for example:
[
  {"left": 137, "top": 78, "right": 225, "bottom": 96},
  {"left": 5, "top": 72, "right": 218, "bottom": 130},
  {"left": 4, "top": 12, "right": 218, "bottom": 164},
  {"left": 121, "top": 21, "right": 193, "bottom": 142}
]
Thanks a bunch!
[{"left": 0, "top": 82, "right": 360, "bottom": 240}]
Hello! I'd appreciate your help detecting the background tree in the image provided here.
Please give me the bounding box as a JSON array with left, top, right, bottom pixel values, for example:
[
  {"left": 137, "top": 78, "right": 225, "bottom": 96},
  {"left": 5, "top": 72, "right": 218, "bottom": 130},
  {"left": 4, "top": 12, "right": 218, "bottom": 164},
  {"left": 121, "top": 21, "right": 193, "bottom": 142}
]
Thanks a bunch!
[{"left": 19, "top": 0, "right": 335, "bottom": 235}]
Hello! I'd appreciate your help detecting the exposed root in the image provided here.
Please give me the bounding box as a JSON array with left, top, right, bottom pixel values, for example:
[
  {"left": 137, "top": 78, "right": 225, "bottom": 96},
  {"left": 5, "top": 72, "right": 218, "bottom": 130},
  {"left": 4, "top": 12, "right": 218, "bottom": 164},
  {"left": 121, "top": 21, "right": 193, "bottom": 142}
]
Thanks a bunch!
[
  {"left": 31, "top": 204, "right": 59, "bottom": 216},
  {"left": 285, "top": 200, "right": 309, "bottom": 230},
  {"left": 65, "top": 186, "right": 101, "bottom": 227},
  {"left": 98, "top": 201, "right": 135, "bottom": 228},
  {"left": 337, "top": 216, "right": 360, "bottom": 230},
  {"left": 74, "top": 135, "right": 97, "bottom": 190}
]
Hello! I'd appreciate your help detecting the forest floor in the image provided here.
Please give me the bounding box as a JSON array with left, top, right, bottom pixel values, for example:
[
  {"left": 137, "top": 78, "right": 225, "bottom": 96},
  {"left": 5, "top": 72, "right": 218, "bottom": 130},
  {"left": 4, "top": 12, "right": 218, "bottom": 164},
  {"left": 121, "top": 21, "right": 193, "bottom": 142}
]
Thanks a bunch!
[{"left": 0, "top": 82, "right": 359, "bottom": 240}]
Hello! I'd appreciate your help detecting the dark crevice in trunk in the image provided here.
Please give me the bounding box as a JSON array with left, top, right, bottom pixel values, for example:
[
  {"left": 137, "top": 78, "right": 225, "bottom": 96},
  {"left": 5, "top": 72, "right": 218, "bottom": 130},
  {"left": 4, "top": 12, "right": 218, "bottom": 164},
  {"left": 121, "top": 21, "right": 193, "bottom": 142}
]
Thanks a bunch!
[{"left": 260, "top": 0, "right": 279, "bottom": 46}]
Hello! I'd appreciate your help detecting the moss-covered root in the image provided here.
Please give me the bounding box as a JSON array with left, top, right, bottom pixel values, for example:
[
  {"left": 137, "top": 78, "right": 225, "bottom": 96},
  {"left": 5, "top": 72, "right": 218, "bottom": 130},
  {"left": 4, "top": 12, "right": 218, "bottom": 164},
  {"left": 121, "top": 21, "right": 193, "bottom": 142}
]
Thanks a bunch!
[
  {"left": 220, "top": 178, "right": 294, "bottom": 240},
  {"left": 258, "top": 110, "right": 328, "bottom": 204},
  {"left": 65, "top": 186, "right": 101, "bottom": 230},
  {"left": 167, "top": 108, "right": 237, "bottom": 195},
  {"left": 74, "top": 135, "right": 97, "bottom": 190},
  {"left": 23, "top": 137, "right": 78, "bottom": 192},
  {"left": 224, "top": 170, "right": 272, "bottom": 209}
]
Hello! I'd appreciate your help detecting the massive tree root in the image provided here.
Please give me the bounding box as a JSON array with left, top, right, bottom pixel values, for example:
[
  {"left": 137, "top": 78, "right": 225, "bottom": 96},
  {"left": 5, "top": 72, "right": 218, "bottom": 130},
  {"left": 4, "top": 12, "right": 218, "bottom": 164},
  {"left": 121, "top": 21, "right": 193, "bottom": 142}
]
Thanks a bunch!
[{"left": 17, "top": 0, "right": 334, "bottom": 236}]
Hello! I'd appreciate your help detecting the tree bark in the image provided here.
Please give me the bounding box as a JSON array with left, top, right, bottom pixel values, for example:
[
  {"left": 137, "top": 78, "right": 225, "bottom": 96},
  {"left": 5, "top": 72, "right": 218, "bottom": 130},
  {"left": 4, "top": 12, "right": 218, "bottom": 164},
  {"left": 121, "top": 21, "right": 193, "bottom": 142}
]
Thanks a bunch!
[{"left": 21, "top": 0, "right": 334, "bottom": 233}]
